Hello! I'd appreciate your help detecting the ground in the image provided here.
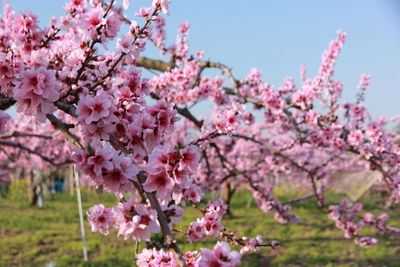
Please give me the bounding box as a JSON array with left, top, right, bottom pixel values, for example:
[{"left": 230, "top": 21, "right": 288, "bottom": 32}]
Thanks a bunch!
[{"left": 1, "top": 188, "right": 400, "bottom": 267}]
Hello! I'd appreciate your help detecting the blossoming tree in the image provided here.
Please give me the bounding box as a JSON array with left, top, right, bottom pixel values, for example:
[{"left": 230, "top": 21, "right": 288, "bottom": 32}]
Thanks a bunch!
[{"left": 1, "top": 0, "right": 400, "bottom": 266}]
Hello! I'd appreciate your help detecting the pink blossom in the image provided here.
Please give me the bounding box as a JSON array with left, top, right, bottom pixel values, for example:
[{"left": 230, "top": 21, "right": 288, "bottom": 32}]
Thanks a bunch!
[
  {"left": 184, "top": 251, "right": 201, "bottom": 267},
  {"left": 195, "top": 50, "right": 204, "bottom": 59},
  {"left": 357, "top": 73, "right": 371, "bottom": 92},
  {"left": 146, "top": 145, "right": 172, "bottom": 174},
  {"left": 83, "top": 6, "right": 105, "bottom": 39},
  {"left": 136, "top": 248, "right": 180, "bottom": 267},
  {"left": 363, "top": 212, "right": 374, "bottom": 223},
  {"left": 178, "top": 145, "right": 200, "bottom": 172},
  {"left": 14, "top": 67, "right": 60, "bottom": 121},
  {"left": 103, "top": 167, "right": 128, "bottom": 192},
  {"left": 77, "top": 90, "right": 112, "bottom": 124},
  {"left": 136, "top": 248, "right": 155, "bottom": 267},
  {"left": 104, "top": 12, "right": 121, "bottom": 40},
  {"left": 117, "top": 34, "right": 134, "bottom": 53},
  {"left": 143, "top": 170, "right": 174, "bottom": 198},
  {"left": 0, "top": 111, "right": 10, "bottom": 134},
  {"left": 185, "top": 186, "right": 202, "bottom": 203},
  {"left": 172, "top": 166, "right": 191, "bottom": 189},
  {"left": 135, "top": 7, "right": 153, "bottom": 18},
  {"left": 152, "top": 0, "right": 171, "bottom": 15},
  {"left": 152, "top": 249, "right": 180, "bottom": 266},
  {"left": 355, "top": 237, "right": 378, "bottom": 247},
  {"left": 116, "top": 203, "right": 160, "bottom": 241},
  {"left": 377, "top": 213, "right": 389, "bottom": 224},
  {"left": 87, "top": 143, "right": 115, "bottom": 176},
  {"left": 87, "top": 204, "right": 114, "bottom": 235},
  {"left": 188, "top": 220, "right": 206, "bottom": 242},
  {"left": 240, "top": 235, "right": 264, "bottom": 254},
  {"left": 348, "top": 130, "right": 363, "bottom": 147},
  {"left": 199, "top": 241, "right": 241, "bottom": 267},
  {"left": 123, "top": 0, "right": 130, "bottom": 10}
]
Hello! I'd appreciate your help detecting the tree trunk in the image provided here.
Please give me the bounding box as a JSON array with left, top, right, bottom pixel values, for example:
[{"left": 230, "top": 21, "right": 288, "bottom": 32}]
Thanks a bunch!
[
  {"left": 222, "top": 183, "right": 236, "bottom": 218},
  {"left": 26, "top": 171, "right": 37, "bottom": 205}
]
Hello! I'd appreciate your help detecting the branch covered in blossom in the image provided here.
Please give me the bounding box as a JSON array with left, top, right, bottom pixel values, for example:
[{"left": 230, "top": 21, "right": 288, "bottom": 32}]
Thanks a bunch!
[{"left": 0, "top": 0, "right": 399, "bottom": 266}]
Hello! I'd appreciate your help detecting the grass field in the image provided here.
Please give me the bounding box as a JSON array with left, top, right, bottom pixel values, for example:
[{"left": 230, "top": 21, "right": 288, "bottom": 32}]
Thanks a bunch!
[{"left": 1, "top": 188, "right": 400, "bottom": 267}]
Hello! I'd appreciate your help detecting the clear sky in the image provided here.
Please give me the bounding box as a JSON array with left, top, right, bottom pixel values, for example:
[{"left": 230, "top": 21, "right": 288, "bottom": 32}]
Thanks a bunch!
[{"left": 2, "top": 0, "right": 400, "bottom": 121}]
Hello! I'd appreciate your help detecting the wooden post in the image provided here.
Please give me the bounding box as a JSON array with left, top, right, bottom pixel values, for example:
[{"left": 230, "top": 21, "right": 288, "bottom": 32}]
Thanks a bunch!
[
  {"left": 74, "top": 167, "right": 88, "bottom": 262},
  {"left": 65, "top": 166, "right": 75, "bottom": 195}
]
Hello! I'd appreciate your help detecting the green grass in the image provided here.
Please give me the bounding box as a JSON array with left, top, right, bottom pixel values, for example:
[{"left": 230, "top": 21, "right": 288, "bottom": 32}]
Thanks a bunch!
[{"left": 1, "top": 189, "right": 400, "bottom": 266}]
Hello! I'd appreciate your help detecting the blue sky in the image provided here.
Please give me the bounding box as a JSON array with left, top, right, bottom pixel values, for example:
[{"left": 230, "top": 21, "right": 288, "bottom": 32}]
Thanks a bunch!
[{"left": 2, "top": 0, "right": 400, "bottom": 122}]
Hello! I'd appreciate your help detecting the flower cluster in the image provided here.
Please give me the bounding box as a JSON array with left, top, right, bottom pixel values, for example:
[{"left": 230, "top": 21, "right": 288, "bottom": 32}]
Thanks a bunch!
[
  {"left": 74, "top": 142, "right": 139, "bottom": 193},
  {"left": 136, "top": 247, "right": 181, "bottom": 267},
  {"left": 186, "top": 199, "right": 227, "bottom": 242},
  {"left": 328, "top": 199, "right": 400, "bottom": 246},
  {"left": 199, "top": 241, "right": 241, "bottom": 267},
  {"left": 88, "top": 197, "right": 160, "bottom": 241},
  {"left": 14, "top": 68, "right": 60, "bottom": 121},
  {"left": 143, "top": 144, "right": 200, "bottom": 200}
]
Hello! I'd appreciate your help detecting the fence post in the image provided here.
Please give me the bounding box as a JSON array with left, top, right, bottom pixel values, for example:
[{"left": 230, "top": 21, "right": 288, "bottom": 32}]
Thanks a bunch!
[{"left": 74, "top": 166, "right": 88, "bottom": 262}]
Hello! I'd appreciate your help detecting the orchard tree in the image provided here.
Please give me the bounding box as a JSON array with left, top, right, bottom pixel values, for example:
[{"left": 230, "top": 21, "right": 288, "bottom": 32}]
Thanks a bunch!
[
  {"left": 0, "top": 0, "right": 400, "bottom": 266},
  {"left": 0, "top": 113, "right": 73, "bottom": 203}
]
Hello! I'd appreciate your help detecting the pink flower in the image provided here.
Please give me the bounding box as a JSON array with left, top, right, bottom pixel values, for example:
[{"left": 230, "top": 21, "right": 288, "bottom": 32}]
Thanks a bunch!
[
  {"left": 203, "top": 212, "right": 223, "bottom": 235},
  {"left": 377, "top": 213, "right": 389, "bottom": 224},
  {"left": 84, "top": 6, "right": 105, "bottom": 39},
  {"left": 178, "top": 145, "right": 200, "bottom": 172},
  {"left": 136, "top": 248, "right": 155, "bottom": 267},
  {"left": 351, "top": 104, "right": 366, "bottom": 118},
  {"left": 146, "top": 101, "right": 178, "bottom": 133},
  {"left": 104, "top": 12, "right": 121, "bottom": 39},
  {"left": 14, "top": 67, "right": 60, "bottom": 121},
  {"left": 146, "top": 145, "right": 172, "bottom": 174},
  {"left": 143, "top": 170, "right": 174, "bottom": 198},
  {"left": 117, "top": 34, "right": 134, "bottom": 53},
  {"left": 195, "top": 50, "right": 204, "bottom": 59},
  {"left": 124, "top": 68, "right": 149, "bottom": 96},
  {"left": 0, "top": 111, "right": 10, "bottom": 134},
  {"left": 185, "top": 186, "right": 202, "bottom": 203},
  {"left": 102, "top": 154, "right": 139, "bottom": 192},
  {"left": 184, "top": 251, "right": 201, "bottom": 267},
  {"left": 136, "top": 248, "right": 180, "bottom": 267},
  {"left": 215, "top": 109, "right": 241, "bottom": 134},
  {"left": 363, "top": 213, "right": 374, "bottom": 223},
  {"left": 240, "top": 235, "right": 264, "bottom": 254},
  {"left": 123, "top": 0, "right": 129, "bottom": 10},
  {"left": 172, "top": 166, "right": 191, "bottom": 189},
  {"left": 115, "top": 155, "right": 140, "bottom": 180},
  {"left": 135, "top": 7, "right": 152, "bottom": 18},
  {"left": 87, "top": 143, "right": 115, "bottom": 176},
  {"left": 152, "top": 0, "right": 171, "bottom": 15},
  {"left": 355, "top": 237, "right": 378, "bottom": 247},
  {"left": 77, "top": 90, "right": 112, "bottom": 124},
  {"left": 200, "top": 241, "right": 241, "bottom": 267},
  {"left": 87, "top": 204, "right": 114, "bottom": 235},
  {"left": 152, "top": 249, "right": 180, "bottom": 266},
  {"left": 188, "top": 220, "right": 206, "bottom": 242},
  {"left": 348, "top": 130, "right": 363, "bottom": 146},
  {"left": 115, "top": 203, "right": 160, "bottom": 241},
  {"left": 206, "top": 199, "right": 228, "bottom": 218},
  {"left": 103, "top": 167, "right": 127, "bottom": 192},
  {"left": 357, "top": 73, "right": 371, "bottom": 91},
  {"left": 352, "top": 203, "right": 363, "bottom": 213}
]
